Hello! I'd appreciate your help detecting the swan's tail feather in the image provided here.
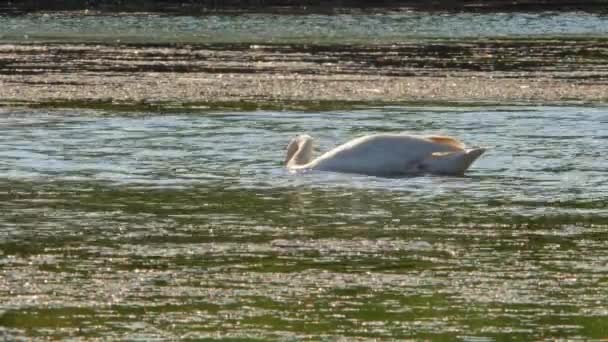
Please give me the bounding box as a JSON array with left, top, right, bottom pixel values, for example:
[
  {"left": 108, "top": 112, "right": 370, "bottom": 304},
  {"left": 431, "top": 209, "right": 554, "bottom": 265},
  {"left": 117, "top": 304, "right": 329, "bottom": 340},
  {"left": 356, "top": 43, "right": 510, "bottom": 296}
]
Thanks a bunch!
[
  {"left": 425, "top": 135, "right": 466, "bottom": 150},
  {"left": 421, "top": 147, "right": 485, "bottom": 174}
]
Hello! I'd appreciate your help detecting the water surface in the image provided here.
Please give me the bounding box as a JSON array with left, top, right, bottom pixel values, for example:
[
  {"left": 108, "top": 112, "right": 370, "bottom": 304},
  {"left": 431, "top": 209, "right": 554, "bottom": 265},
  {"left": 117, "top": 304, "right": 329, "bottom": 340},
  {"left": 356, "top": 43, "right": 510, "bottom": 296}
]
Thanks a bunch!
[
  {"left": 2, "top": 12, "right": 608, "bottom": 44},
  {"left": 1, "top": 105, "right": 607, "bottom": 339}
]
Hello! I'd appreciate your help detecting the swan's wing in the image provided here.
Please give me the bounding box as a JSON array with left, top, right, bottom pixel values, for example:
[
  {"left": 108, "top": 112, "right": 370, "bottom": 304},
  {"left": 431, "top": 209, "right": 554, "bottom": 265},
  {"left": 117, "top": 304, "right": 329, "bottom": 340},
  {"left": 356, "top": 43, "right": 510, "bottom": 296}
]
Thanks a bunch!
[{"left": 425, "top": 135, "right": 466, "bottom": 150}]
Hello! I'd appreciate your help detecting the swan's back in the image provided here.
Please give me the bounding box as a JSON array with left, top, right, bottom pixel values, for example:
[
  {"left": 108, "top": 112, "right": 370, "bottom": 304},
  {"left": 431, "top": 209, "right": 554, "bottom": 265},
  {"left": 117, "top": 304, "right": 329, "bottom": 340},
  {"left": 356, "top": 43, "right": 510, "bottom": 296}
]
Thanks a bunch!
[{"left": 312, "top": 134, "right": 463, "bottom": 175}]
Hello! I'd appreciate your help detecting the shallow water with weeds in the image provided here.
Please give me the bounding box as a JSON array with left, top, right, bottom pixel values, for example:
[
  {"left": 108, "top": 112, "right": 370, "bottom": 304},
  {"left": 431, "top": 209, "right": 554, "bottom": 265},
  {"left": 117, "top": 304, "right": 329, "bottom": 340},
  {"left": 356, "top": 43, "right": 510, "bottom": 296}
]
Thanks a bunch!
[{"left": 1, "top": 105, "right": 607, "bottom": 339}]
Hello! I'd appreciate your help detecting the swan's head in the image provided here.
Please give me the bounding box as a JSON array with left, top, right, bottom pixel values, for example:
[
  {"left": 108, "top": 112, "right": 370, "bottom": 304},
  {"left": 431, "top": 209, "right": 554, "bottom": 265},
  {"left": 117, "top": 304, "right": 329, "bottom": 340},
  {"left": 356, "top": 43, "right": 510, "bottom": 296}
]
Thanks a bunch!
[
  {"left": 284, "top": 134, "right": 314, "bottom": 167},
  {"left": 420, "top": 147, "right": 486, "bottom": 175}
]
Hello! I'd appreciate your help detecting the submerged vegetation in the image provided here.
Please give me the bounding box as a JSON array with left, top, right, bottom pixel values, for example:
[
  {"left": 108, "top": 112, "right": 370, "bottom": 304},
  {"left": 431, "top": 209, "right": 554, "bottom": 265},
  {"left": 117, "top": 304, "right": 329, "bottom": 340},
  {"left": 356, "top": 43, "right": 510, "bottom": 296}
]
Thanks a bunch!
[
  {"left": 1, "top": 38, "right": 607, "bottom": 106},
  {"left": 1, "top": 105, "right": 608, "bottom": 339}
]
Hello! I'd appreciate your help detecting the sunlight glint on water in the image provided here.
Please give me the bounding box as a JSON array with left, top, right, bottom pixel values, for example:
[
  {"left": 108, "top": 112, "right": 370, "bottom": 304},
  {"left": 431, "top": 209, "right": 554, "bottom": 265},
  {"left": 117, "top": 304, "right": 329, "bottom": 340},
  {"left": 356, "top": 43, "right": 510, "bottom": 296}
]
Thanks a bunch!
[{"left": 0, "top": 106, "right": 607, "bottom": 339}]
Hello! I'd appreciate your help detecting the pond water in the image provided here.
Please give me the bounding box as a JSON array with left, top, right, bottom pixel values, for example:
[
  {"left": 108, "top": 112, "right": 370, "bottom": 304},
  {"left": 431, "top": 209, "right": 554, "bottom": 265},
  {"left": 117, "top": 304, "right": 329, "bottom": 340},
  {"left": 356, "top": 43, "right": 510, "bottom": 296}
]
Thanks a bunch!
[
  {"left": 1, "top": 12, "right": 608, "bottom": 44},
  {"left": 1, "top": 105, "right": 607, "bottom": 339}
]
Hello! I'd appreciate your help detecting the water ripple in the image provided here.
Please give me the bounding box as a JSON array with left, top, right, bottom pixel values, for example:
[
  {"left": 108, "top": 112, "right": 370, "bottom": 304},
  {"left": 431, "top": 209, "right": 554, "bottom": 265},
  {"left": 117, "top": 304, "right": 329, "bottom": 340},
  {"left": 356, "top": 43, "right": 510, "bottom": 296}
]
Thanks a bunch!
[
  {"left": 2, "top": 12, "right": 608, "bottom": 44},
  {"left": 1, "top": 105, "right": 607, "bottom": 339}
]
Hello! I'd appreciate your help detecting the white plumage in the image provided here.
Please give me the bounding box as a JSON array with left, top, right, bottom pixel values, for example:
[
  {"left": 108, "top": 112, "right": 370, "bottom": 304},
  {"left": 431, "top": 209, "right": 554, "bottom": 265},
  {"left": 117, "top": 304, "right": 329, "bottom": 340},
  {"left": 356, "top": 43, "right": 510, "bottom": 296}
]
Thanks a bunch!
[{"left": 284, "top": 133, "right": 485, "bottom": 176}]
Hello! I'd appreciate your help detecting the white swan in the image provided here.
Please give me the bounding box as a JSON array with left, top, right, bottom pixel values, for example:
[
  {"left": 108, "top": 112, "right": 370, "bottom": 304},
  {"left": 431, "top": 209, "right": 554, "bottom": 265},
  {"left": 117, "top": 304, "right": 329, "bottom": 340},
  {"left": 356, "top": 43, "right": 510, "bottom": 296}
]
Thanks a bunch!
[{"left": 284, "top": 133, "right": 485, "bottom": 176}]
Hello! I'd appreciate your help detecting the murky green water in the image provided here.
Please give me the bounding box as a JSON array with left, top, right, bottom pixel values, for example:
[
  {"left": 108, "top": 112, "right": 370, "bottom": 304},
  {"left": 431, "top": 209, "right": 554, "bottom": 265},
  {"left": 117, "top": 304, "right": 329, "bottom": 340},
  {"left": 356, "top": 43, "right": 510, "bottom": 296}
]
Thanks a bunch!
[
  {"left": 1, "top": 12, "right": 608, "bottom": 44},
  {"left": 1, "top": 105, "right": 607, "bottom": 339}
]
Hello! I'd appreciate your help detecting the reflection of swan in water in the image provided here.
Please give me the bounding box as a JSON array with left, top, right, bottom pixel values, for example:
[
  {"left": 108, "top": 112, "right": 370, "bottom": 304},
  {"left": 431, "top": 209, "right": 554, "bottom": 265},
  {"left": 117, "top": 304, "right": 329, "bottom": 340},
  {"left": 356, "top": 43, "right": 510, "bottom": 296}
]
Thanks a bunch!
[{"left": 284, "top": 133, "right": 485, "bottom": 176}]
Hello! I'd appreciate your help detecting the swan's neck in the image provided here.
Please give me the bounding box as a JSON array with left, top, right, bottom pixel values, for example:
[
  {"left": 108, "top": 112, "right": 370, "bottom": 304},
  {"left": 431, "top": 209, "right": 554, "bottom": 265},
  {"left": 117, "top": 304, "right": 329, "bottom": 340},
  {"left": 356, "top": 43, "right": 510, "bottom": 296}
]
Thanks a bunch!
[{"left": 286, "top": 137, "right": 314, "bottom": 167}]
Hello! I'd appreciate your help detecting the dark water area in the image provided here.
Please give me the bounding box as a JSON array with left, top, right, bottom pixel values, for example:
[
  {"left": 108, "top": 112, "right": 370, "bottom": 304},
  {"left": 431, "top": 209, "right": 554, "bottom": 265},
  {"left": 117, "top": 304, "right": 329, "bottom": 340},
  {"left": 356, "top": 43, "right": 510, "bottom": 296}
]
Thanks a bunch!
[
  {"left": 1, "top": 106, "right": 607, "bottom": 339},
  {"left": 2, "top": 0, "right": 608, "bottom": 14},
  {"left": 3, "top": 39, "right": 608, "bottom": 78}
]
